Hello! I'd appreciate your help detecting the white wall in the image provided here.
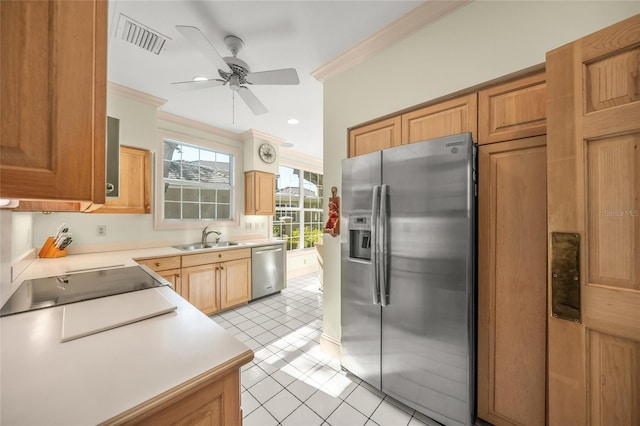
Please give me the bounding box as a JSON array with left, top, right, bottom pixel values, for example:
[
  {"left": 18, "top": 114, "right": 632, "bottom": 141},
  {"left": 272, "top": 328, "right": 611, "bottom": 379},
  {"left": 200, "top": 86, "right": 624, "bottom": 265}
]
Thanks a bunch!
[
  {"left": 30, "top": 88, "right": 272, "bottom": 254},
  {"left": 19, "top": 85, "right": 320, "bottom": 278},
  {"left": 322, "top": 2, "right": 639, "bottom": 342}
]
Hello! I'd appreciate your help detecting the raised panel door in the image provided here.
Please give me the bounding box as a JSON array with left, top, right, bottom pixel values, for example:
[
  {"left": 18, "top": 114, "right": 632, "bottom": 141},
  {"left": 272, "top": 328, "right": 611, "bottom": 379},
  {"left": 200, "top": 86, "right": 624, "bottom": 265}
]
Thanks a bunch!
[
  {"left": 159, "top": 269, "right": 182, "bottom": 296},
  {"left": 546, "top": 14, "right": 640, "bottom": 425},
  {"left": 244, "top": 171, "right": 275, "bottom": 215},
  {"left": 220, "top": 258, "right": 251, "bottom": 310},
  {"left": 92, "top": 146, "right": 151, "bottom": 214},
  {"left": 478, "top": 72, "right": 546, "bottom": 144},
  {"left": 0, "top": 0, "right": 106, "bottom": 202},
  {"left": 477, "top": 136, "right": 547, "bottom": 426},
  {"left": 348, "top": 116, "right": 401, "bottom": 157},
  {"left": 401, "top": 93, "right": 477, "bottom": 144},
  {"left": 183, "top": 264, "right": 219, "bottom": 315}
]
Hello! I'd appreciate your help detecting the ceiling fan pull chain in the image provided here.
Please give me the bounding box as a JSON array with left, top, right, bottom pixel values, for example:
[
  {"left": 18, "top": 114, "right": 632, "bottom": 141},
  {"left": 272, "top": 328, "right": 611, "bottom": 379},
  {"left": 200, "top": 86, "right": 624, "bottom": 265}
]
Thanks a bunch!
[{"left": 232, "top": 91, "right": 235, "bottom": 124}]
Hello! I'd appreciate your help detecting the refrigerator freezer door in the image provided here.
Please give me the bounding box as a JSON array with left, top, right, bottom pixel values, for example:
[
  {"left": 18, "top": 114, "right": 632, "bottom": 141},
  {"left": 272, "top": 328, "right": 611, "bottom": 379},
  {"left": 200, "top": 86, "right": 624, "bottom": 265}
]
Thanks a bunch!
[
  {"left": 341, "top": 151, "right": 382, "bottom": 390},
  {"left": 381, "top": 133, "right": 475, "bottom": 426}
]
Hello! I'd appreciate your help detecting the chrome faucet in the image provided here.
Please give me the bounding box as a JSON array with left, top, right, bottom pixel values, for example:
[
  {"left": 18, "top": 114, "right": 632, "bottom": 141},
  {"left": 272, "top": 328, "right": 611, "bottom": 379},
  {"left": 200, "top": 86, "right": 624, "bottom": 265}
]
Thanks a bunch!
[{"left": 201, "top": 226, "right": 222, "bottom": 246}]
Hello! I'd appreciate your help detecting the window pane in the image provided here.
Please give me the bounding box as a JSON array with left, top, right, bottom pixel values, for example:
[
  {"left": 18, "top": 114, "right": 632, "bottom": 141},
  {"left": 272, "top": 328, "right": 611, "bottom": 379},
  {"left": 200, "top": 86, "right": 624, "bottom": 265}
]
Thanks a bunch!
[
  {"left": 165, "top": 184, "right": 181, "bottom": 202},
  {"left": 217, "top": 204, "right": 230, "bottom": 219},
  {"left": 165, "top": 202, "right": 181, "bottom": 219},
  {"left": 183, "top": 202, "right": 199, "bottom": 219},
  {"left": 201, "top": 203, "right": 215, "bottom": 219},
  {"left": 183, "top": 186, "right": 199, "bottom": 202},
  {"left": 162, "top": 138, "right": 235, "bottom": 222},
  {"left": 217, "top": 189, "right": 231, "bottom": 203},
  {"left": 201, "top": 188, "right": 216, "bottom": 202}
]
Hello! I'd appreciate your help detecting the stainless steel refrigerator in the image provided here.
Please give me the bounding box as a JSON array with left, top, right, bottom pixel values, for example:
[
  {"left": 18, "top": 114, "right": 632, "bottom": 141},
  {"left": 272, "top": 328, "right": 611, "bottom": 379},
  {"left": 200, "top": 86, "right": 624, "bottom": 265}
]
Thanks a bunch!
[{"left": 341, "top": 132, "right": 476, "bottom": 426}]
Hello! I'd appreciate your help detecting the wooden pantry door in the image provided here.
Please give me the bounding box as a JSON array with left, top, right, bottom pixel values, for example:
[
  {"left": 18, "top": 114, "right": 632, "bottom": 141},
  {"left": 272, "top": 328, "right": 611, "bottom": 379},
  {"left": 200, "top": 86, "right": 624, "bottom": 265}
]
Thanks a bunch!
[{"left": 545, "top": 14, "right": 640, "bottom": 426}]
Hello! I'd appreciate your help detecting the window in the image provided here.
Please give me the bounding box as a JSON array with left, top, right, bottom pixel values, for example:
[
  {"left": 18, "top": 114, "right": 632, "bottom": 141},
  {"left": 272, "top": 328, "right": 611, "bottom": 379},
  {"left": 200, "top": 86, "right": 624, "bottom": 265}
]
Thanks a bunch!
[
  {"left": 162, "top": 138, "right": 235, "bottom": 221},
  {"left": 273, "top": 165, "right": 323, "bottom": 250}
]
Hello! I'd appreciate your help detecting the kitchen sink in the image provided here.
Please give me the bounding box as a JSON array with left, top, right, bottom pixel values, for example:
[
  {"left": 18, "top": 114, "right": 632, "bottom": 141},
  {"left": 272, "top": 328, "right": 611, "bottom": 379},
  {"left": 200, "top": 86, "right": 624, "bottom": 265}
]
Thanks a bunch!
[{"left": 173, "top": 241, "right": 245, "bottom": 251}]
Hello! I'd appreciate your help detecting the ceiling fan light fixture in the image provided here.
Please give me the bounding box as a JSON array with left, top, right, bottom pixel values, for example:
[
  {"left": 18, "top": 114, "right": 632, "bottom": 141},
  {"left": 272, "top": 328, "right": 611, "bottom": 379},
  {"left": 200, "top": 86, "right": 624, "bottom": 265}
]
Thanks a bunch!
[{"left": 287, "top": 118, "right": 299, "bottom": 125}]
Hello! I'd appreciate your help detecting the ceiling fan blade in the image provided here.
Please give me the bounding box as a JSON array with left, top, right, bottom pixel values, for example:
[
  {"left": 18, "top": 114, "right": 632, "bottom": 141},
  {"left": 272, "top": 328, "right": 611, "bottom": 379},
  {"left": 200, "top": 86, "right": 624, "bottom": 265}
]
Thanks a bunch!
[
  {"left": 238, "top": 87, "right": 268, "bottom": 115},
  {"left": 175, "top": 25, "right": 230, "bottom": 72},
  {"left": 246, "top": 68, "right": 300, "bottom": 85},
  {"left": 171, "top": 79, "right": 226, "bottom": 90}
]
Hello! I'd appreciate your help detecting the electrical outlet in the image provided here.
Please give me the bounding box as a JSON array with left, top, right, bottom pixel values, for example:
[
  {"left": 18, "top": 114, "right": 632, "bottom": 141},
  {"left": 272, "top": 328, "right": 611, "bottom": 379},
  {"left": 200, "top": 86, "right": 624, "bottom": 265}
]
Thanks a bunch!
[
  {"left": 97, "top": 225, "right": 107, "bottom": 237},
  {"left": 246, "top": 222, "right": 253, "bottom": 230}
]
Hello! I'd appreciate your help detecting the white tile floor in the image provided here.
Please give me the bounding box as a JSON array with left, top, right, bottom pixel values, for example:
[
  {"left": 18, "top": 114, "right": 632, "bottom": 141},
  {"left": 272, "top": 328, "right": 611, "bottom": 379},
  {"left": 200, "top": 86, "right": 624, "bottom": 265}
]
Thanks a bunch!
[{"left": 210, "top": 273, "right": 431, "bottom": 426}]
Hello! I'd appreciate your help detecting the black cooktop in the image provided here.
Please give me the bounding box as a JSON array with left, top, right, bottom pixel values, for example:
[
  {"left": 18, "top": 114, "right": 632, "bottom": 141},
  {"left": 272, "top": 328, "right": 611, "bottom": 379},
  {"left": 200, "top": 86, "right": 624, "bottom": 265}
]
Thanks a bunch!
[{"left": 0, "top": 266, "right": 170, "bottom": 317}]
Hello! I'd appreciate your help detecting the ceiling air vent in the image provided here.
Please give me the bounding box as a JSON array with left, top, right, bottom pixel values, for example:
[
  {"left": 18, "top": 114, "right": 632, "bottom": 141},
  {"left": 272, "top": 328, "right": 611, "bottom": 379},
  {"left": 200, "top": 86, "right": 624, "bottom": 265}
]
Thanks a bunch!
[{"left": 115, "top": 14, "right": 169, "bottom": 55}]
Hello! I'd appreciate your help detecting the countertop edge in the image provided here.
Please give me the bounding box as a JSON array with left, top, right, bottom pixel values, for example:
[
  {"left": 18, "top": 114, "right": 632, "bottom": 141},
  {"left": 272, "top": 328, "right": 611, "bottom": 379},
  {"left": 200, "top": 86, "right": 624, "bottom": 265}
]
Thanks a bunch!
[{"left": 99, "top": 349, "right": 255, "bottom": 425}]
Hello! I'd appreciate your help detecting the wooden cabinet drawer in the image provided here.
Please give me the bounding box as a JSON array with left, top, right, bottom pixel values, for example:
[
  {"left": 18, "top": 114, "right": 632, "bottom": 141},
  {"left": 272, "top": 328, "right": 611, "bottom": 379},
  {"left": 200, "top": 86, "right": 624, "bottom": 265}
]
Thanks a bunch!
[
  {"left": 478, "top": 71, "right": 546, "bottom": 144},
  {"left": 136, "top": 256, "right": 181, "bottom": 272},
  {"left": 182, "top": 248, "right": 251, "bottom": 268}
]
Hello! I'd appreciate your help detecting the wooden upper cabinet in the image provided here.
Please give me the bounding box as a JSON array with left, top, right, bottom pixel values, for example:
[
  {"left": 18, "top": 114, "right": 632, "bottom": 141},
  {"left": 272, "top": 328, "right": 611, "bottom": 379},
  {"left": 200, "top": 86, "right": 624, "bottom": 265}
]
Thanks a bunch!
[
  {"left": 348, "top": 116, "right": 401, "bottom": 157},
  {"left": 0, "top": 0, "right": 107, "bottom": 203},
  {"left": 401, "top": 93, "right": 478, "bottom": 144},
  {"left": 478, "top": 71, "right": 546, "bottom": 144},
  {"left": 245, "top": 170, "right": 275, "bottom": 215},
  {"left": 91, "top": 146, "right": 152, "bottom": 214}
]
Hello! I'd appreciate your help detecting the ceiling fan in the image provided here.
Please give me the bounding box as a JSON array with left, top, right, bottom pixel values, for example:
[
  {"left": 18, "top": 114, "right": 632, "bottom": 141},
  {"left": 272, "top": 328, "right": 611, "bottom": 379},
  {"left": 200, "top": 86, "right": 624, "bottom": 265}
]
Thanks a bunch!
[{"left": 173, "top": 25, "right": 300, "bottom": 116}]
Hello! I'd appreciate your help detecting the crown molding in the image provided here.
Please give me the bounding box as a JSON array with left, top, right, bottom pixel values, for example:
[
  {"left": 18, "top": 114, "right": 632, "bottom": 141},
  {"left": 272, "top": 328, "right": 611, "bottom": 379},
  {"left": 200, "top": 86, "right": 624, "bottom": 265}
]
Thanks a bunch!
[
  {"left": 311, "top": 0, "right": 470, "bottom": 83},
  {"left": 107, "top": 81, "right": 167, "bottom": 107},
  {"left": 241, "top": 129, "right": 285, "bottom": 145},
  {"left": 279, "top": 149, "right": 323, "bottom": 173},
  {"left": 157, "top": 111, "right": 242, "bottom": 142}
]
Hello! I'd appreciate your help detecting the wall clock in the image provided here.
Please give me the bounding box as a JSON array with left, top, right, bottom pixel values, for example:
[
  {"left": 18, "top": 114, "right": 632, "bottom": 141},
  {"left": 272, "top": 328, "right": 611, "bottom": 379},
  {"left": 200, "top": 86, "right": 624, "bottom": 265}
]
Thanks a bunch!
[{"left": 258, "top": 143, "right": 276, "bottom": 164}]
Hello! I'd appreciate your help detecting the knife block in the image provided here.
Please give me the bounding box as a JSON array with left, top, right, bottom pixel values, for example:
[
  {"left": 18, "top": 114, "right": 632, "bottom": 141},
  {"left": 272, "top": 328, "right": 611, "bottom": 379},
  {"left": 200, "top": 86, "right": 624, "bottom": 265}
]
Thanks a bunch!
[{"left": 39, "top": 236, "right": 68, "bottom": 258}]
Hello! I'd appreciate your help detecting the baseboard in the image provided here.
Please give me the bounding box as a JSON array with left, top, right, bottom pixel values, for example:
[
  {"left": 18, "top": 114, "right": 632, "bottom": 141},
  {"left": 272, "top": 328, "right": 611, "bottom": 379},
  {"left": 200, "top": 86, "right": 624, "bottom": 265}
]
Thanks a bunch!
[{"left": 320, "top": 333, "right": 341, "bottom": 361}]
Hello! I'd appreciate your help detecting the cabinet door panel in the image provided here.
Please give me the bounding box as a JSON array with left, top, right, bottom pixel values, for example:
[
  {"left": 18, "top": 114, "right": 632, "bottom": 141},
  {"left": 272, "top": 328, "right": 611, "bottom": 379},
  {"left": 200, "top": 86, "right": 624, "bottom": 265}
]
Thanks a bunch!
[
  {"left": 159, "top": 269, "right": 182, "bottom": 295},
  {"left": 348, "top": 116, "right": 401, "bottom": 157},
  {"left": 220, "top": 259, "right": 251, "bottom": 310},
  {"left": 478, "top": 72, "right": 546, "bottom": 144},
  {"left": 0, "top": 0, "right": 106, "bottom": 202},
  {"left": 92, "top": 146, "right": 151, "bottom": 213},
  {"left": 401, "top": 93, "right": 477, "bottom": 144},
  {"left": 477, "top": 136, "right": 547, "bottom": 426},
  {"left": 184, "top": 265, "right": 219, "bottom": 315},
  {"left": 244, "top": 171, "right": 275, "bottom": 215}
]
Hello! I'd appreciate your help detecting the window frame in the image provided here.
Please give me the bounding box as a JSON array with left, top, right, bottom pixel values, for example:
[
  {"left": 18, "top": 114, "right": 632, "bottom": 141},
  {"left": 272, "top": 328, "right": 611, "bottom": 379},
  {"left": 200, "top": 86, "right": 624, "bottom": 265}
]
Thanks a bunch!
[
  {"left": 154, "top": 130, "right": 242, "bottom": 229},
  {"left": 273, "top": 163, "right": 324, "bottom": 251}
]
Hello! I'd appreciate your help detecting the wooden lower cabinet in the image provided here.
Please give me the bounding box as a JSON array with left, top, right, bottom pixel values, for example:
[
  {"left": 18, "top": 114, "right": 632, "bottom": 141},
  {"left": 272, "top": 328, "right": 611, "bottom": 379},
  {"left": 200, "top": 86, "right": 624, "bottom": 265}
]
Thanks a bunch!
[
  {"left": 139, "top": 249, "right": 252, "bottom": 316},
  {"left": 131, "top": 370, "right": 239, "bottom": 425},
  {"left": 220, "top": 258, "right": 252, "bottom": 310},
  {"left": 103, "top": 356, "right": 252, "bottom": 426},
  {"left": 477, "top": 136, "right": 547, "bottom": 426}
]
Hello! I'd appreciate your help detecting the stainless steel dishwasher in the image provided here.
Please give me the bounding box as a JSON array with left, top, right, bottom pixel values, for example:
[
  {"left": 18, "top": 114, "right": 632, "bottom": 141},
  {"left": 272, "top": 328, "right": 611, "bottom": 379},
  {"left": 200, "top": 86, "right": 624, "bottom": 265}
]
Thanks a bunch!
[{"left": 251, "top": 243, "right": 286, "bottom": 299}]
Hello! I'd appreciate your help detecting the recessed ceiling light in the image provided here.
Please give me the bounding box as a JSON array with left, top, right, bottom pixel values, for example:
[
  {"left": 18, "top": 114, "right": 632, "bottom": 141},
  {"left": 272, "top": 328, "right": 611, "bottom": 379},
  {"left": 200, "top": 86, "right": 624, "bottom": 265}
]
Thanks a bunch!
[
  {"left": 193, "top": 76, "right": 207, "bottom": 81},
  {"left": 281, "top": 142, "right": 294, "bottom": 148},
  {"left": 287, "top": 118, "right": 299, "bottom": 125}
]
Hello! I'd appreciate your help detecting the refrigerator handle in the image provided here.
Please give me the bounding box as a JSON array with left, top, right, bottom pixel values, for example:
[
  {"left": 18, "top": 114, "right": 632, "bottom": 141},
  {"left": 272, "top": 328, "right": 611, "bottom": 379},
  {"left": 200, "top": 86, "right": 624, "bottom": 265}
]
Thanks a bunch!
[
  {"left": 371, "top": 185, "right": 381, "bottom": 305},
  {"left": 380, "top": 184, "right": 389, "bottom": 307}
]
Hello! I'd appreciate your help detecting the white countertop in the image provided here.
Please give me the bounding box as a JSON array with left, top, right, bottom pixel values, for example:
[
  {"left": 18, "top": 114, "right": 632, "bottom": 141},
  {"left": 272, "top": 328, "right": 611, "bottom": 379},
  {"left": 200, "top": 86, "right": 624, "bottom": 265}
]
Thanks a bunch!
[{"left": 0, "top": 243, "right": 269, "bottom": 425}]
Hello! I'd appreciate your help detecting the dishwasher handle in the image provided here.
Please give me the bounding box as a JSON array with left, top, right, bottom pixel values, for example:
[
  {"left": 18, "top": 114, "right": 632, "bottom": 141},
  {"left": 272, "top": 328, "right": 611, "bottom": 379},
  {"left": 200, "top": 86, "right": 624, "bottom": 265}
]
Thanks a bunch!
[{"left": 254, "top": 246, "right": 283, "bottom": 255}]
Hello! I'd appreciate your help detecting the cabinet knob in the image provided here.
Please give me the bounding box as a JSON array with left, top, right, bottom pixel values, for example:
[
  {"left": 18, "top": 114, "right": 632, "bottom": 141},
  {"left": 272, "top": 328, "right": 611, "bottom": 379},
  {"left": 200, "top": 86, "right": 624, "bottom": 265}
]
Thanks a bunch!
[
  {"left": 218, "top": 253, "right": 222, "bottom": 258},
  {"left": 155, "top": 262, "right": 160, "bottom": 267},
  {"left": 220, "top": 265, "right": 224, "bottom": 270},
  {"left": 176, "top": 274, "right": 180, "bottom": 278}
]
